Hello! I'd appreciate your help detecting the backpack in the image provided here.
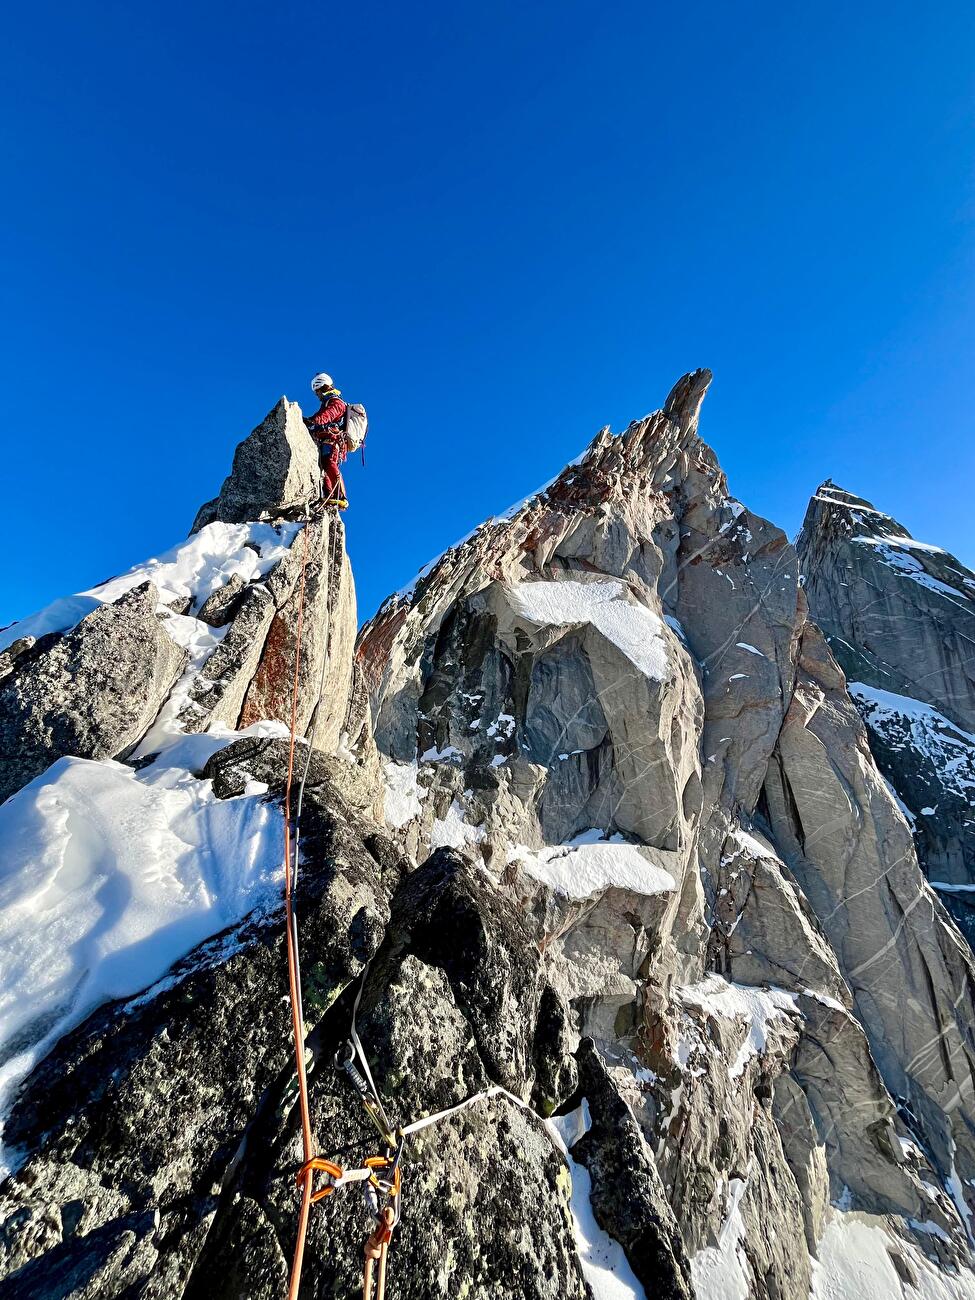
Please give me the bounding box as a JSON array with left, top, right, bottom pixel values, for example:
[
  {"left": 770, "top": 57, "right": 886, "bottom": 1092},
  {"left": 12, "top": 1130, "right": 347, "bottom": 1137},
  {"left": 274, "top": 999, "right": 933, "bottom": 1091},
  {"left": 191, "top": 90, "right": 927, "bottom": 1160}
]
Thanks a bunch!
[{"left": 343, "top": 403, "right": 368, "bottom": 454}]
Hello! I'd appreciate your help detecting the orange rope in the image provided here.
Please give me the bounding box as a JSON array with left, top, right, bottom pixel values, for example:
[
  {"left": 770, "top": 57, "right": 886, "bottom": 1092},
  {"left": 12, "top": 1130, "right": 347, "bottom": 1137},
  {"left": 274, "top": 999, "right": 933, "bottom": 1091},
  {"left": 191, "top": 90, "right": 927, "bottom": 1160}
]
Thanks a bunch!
[
  {"left": 281, "top": 512, "right": 394, "bottom": 1299},
  {"left": 283, "top": 518, "right": 315, "bottom": 1300}
]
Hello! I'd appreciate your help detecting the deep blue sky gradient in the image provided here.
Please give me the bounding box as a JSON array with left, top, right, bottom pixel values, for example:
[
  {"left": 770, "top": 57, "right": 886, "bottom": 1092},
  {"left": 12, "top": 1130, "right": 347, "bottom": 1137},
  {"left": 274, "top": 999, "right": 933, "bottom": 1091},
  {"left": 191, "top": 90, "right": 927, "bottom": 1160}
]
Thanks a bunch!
[{"left": 2, "top": 1, "right": 973, "bottom": 625}]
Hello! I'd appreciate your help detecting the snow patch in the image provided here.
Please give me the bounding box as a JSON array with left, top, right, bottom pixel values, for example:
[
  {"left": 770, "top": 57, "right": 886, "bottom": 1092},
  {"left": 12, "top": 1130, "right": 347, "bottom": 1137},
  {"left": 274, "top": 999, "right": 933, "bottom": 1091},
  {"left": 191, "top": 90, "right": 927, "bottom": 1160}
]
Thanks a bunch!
[
  {"left": 419, "top": 744, "right": 463, "bottom": 764},
  {"left": 678, "top": 976, "right": 799, "bottom": 1079},
  {"left": 850, "top": 684, "right": 975, "bottom": 814},
  {"left": 383, "top": 761, "right": 427, "bottom": 829},
  {"left": 508, "top": 581, "right": 669, "bottom": 681},
  {"left": 853, "top": 537, "right": 971, "bottom": 604},
  {"left": 664, "top": 615, "right": 688, "bottom": 644},
  {"left": 0, "top": 521, "right": 301, "bottom": 654},
  {"left": 811, "top": 1209, "right": 975, "bottom": 1299},
  {"left": 429, "top": 800, "right": 486, "bottom": 851},
  {"left": 730, "top": 826, "right": 775, "bottom": 860},
  {"left": 509, "top": 830, "right": 676, "bottom": 900},
  {"left": 486, "top": 713, "right": 516, "bottom": 739},
  {"left": 690, "top": 1175, "right": 752, "bottom": 1300}
]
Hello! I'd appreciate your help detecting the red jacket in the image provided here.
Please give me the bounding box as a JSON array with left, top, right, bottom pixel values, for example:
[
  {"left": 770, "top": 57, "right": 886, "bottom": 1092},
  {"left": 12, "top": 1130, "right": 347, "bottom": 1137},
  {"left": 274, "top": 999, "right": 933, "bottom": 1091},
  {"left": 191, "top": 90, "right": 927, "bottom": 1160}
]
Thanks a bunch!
[{"left": 308, "top": 393, "right": 347, "bottom": 437}]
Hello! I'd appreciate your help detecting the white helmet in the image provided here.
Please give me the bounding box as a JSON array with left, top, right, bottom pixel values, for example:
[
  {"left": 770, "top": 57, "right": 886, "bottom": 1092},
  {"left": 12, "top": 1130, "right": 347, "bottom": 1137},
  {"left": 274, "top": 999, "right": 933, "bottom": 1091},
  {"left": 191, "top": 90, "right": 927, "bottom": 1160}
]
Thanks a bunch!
[{"left": 311, "top": 372, "right": 334, "bottom": 393}]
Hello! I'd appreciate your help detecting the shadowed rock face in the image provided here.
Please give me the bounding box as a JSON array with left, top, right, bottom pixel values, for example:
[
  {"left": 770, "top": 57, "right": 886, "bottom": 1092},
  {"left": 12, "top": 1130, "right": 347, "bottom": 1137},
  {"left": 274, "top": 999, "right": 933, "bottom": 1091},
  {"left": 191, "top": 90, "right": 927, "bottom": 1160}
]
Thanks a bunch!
[
  {"left": 798, "top": 481, "right": 975, "bottom": 935},
  {"left": 4, "top": 377, "right": 975, "bottom": 1299}
]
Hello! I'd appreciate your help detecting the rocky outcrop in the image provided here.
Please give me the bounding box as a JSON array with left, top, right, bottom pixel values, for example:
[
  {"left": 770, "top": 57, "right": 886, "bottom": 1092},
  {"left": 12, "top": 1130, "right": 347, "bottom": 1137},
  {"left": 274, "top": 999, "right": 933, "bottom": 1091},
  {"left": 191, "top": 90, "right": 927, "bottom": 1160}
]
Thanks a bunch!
[
  {"left": 178, "top": 584, "right": 277, "bottom": 731},
  {"left": 571, "top": 1039, "right": 693, "bottom": 1299},
  {"left": 196, "top": 572, "right": 247, "bottom": 626},
  {"left": 0, "top": 583, "right": 186, "bottom": 804},
  {"left": 798, "top": 481, "right": 975, "bottom": 936},
  {"left": 177, "top": 404, "right": 360, "bottom": 753},
  {"left": 191, "top": 398, "right": 320, "bottom": 531}
]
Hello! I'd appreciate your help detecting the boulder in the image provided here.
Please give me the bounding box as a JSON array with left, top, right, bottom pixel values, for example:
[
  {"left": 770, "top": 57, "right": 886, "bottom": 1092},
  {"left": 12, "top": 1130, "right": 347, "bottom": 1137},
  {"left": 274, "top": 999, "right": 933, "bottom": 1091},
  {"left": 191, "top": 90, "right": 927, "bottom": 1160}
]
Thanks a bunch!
[
  {"left": 0, "top": 583, "right": 185, "bottom": 805},
  {"left": 196, "top": 573, "right": 247, "bottom": 627}
]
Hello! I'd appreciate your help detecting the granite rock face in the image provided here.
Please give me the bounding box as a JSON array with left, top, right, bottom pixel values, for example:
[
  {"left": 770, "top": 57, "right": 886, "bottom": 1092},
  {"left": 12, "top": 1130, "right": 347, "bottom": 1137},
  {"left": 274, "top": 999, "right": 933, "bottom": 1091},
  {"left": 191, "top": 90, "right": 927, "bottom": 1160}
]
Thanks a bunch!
[
  {"left": 798, "top": 481, "right": 975, "bottom": 732},
  {"left": 358, "top": 371, "right": 975, "bottom": 1295},
  {"left": 798, "top": 481, "right": 975, "bottom": 939}
]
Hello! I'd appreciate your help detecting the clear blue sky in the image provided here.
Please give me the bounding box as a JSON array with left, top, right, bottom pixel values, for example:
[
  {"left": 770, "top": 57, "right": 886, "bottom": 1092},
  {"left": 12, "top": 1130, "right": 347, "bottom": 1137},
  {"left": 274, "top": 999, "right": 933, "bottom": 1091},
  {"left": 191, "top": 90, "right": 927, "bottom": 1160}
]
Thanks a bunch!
[{"left": 2, "top": 1, "right": 973, "bottom": 627}]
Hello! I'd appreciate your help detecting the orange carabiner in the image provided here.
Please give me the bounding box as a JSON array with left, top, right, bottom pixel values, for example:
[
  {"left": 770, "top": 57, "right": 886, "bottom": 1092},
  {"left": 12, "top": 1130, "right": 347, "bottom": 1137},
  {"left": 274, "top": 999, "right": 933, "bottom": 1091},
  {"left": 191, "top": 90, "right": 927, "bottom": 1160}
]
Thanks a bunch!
[{"left": 298, "top": 1156, "right": 344, "bottom": 1203}]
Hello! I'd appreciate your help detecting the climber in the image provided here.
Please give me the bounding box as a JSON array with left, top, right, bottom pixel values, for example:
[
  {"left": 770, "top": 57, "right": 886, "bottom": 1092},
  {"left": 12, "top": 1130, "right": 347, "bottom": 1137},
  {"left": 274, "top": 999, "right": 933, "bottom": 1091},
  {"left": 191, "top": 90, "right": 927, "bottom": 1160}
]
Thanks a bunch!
[{"left": 305, "top": 372, "right": 349, "bottom": 508}]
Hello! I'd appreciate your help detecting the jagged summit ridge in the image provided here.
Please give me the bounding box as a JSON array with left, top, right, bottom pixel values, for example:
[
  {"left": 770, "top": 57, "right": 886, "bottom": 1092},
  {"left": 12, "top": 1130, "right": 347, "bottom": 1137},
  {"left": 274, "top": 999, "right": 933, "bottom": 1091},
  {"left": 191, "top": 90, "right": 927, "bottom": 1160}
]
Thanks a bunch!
[{"left": 3, "top": 374, "right": 975, "bottom": 1299}]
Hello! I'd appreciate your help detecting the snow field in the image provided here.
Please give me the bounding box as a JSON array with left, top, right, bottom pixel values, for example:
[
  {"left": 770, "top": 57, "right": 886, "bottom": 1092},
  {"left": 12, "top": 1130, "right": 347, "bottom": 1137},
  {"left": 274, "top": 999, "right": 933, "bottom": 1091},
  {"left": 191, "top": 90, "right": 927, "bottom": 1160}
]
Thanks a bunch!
[{"left": 0, "top": 732, "right": 287, "bottom": 1147}]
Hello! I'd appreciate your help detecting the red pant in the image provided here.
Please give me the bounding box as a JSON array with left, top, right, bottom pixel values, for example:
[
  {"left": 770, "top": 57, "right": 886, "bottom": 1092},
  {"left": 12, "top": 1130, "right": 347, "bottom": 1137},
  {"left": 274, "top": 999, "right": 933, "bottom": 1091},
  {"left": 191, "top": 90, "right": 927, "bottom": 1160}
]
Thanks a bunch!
[{"left": 320, "top": 442, "right": 343, "bottom": 499}]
